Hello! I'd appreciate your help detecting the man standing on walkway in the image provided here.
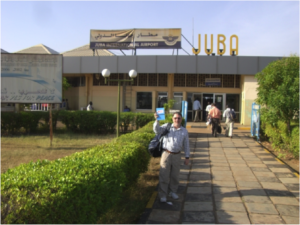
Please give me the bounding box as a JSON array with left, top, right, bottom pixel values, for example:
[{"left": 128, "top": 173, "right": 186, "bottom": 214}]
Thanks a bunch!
[
  {"left": 205, "top": 102, "right": 212, "bottom": 121},
  {"left": 208, "top": 103, "right": 221, "bottom": 137},
  {"left": 223, "top": 105, "right": 235, "bottom": 138},
  {"left": 193, "top": 98, "right": 201, "bottom": 122},
  {"left": 153, "top": 112, "right": 190, "bottom": 203}
]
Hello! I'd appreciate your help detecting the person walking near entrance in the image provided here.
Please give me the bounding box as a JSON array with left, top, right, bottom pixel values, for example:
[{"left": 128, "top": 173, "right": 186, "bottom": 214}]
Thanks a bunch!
[
  {"left": 208, "top": 103, "right": 221, "bottom": 137},
  {"left": 153, "top": 112, "right": 190, "bottom": 203},
  {"left": 205, "top": 102, "right": 212, "bottom": 121},
  {"left": 223, "top": 105, "right": 236, "bottom": 138},
  {"left": 193, "top": 98, "right": 201, "bottom": 122}
]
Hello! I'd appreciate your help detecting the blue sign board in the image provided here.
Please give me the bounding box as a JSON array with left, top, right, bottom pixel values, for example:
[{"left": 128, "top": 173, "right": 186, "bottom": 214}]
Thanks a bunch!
[
  {"left": 181, "top": 101, "right": 188, "bottom": 128},
  {"left": 250, "top": 103, "right": 261, "bottom": 141}
]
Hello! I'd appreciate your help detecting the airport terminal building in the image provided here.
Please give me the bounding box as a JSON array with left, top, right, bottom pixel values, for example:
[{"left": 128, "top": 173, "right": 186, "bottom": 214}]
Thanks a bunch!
[{"left": 1, "top": 29, "right": 283, "bottom": 125}]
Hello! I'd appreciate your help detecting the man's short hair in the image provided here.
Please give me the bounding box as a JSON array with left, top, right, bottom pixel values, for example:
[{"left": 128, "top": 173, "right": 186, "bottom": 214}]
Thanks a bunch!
[
  {"left": 172, "top": 112, "right": 182, "bottom": 118},
  {"left": 211, "top": 103, "right": 215, "bottom": 106}
]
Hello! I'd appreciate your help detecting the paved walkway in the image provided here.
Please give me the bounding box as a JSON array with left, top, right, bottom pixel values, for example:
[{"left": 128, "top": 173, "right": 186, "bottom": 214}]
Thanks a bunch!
[{"left": 138, "top": 124, "right": 299, "bottom": 224}]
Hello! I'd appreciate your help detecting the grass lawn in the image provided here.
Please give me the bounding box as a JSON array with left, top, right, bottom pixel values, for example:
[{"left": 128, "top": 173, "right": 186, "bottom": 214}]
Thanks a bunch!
[{"left": 1, "top": 132, "right": 116, "bottom": 173}]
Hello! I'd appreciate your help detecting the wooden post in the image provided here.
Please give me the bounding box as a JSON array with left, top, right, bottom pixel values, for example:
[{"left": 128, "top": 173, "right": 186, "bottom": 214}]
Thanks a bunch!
[{"left": 49, "top": 103, "right": 53, "bottom": 147}]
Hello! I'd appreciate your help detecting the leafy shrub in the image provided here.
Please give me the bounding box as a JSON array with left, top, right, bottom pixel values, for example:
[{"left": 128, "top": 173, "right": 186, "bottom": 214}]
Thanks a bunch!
[{"left": 1, "top": 122, "right": 154, "bottom": 224}]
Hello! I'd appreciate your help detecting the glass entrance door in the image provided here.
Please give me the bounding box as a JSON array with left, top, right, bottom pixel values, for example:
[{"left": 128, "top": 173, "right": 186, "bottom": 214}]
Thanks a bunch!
[
  {"left": 214, "top": 93, "right": 226, "bottom": 121},
  {"left": 189, "top": 93, "right": 202, "bottom": 121}
]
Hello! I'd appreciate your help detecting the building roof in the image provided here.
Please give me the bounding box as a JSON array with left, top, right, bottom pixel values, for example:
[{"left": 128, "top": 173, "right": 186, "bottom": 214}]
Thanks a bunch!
[
  {"left": 1, "top": 48, "right": 9, "bottom": 53},
  {"left": 61, "top": 44, "right": 114, "bottom": 56},
  {"left": 14, "top": 44, "right": 59, "bottom": 54}
]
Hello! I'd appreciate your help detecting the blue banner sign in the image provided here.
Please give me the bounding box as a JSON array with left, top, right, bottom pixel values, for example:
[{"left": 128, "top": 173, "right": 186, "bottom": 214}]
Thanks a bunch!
[
  {"left": 181, "top": 101, "right": 188, "bottom": 128},
  {"left": 250, "top": 103, "right": 261, "bottom": 141}
]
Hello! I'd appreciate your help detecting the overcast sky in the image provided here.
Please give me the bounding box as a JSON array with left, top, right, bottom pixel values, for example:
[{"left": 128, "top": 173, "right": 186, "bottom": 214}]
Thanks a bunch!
[{"left": 1, "top": 1, "right": 299, "bottom": 56}]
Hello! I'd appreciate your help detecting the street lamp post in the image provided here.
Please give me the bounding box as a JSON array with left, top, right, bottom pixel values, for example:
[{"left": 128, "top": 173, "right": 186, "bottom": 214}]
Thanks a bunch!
[{"left": 102, "top": 69, "right": 137, "bottom": 137}]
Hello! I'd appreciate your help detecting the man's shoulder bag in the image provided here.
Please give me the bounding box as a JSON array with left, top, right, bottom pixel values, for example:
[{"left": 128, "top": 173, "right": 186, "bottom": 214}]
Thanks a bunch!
[{"left": 148, "top": 123, "right": 172, "bottom": 158}]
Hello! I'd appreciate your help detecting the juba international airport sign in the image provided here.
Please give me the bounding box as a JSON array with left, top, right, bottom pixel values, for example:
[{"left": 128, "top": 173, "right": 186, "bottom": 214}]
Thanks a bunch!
[{"left": 90, "top": 28, "right": 181, "bottom": 49}]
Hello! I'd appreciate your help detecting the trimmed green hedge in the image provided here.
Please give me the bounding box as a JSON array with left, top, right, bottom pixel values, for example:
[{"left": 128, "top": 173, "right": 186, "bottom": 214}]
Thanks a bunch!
[
  {"left": 260, "top": 119, "right": 299, "bottom": 158},
  {"left": 1, "top": 121, "right": 156, "bottom": 224},
  {"left": 1, "top": 111, "right": 156, "bottom": 135}
]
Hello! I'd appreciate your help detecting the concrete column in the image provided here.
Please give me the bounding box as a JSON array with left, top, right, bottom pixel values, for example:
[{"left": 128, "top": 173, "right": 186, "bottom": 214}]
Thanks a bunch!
[{"left": 168, "top": 73, "right": 174, "bottom": 100}]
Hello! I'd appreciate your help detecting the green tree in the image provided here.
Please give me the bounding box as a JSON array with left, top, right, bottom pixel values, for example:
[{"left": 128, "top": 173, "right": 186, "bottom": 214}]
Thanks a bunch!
[
  {"left": 163, "top": 99, "right": 175, "bottom": 114},
  {"left": 62, "top": 77, "right": 71, "bottom": 97},
  {"left": 255, "top": 55, "right": 299, "bottom": 133}
]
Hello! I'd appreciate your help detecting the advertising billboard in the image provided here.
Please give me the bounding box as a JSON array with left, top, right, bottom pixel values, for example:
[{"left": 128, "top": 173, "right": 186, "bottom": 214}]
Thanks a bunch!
[
  {"left": 1, "top": 53, "right": 63, "bottom": 103},
  {"left": 90, "top": 28, "right": 181, "bottom": 49}
]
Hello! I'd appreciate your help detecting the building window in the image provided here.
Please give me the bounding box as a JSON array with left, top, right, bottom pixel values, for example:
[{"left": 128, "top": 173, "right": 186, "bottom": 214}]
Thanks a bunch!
[
  {"left": 148, "top": 74, "right": 157, "bottom": 86},
  {"left": 186, "top": 74, "right": 197, "bottom": 87},
  {"left": 158, "top": 92, "right": 168, "bottom": 108},
  {"left": 174, "top": 74, "right": 185, "bottom": 87},
  {"left": 158, "top": 73, "right": 168, "bottom": 86},
  {"left": 66, "top": 76, "right": 85, "bottom": 87},
  {"left": 138, "top": 73, "right": 148, "bottom": 86},
  {"left": 137, "top": 92, "right": 152, "bottom": 110},
  {"left": 223, "top": 75, "right": 235, "bottom": 88},
  {"left": 198, "top": 74, "right": 210, "bottom": 87}
]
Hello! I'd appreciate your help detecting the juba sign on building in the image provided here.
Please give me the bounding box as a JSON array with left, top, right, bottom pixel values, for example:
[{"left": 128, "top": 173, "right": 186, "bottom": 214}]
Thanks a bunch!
[
  {"left": 1, "top": 53, "right": 62, "bottom": 103},
  {"left": 90, "top": 28, "right": 181, "bottom": 49}
]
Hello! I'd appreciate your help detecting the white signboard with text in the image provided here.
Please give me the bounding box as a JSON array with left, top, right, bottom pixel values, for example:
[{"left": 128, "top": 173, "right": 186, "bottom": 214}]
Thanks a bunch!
[{"left": 1, "top": 53, "right": 62, "bottom": 103}]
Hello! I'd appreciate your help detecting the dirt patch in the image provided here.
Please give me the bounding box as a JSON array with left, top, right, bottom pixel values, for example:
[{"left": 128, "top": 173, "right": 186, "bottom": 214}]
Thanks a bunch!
[{"left": 260, "top": 141, "right": 299, "bottom": 173}]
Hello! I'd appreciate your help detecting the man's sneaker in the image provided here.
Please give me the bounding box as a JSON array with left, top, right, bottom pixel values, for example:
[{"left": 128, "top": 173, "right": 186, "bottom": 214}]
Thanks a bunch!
[
  {"left": 168, "top": 192, "right": 179, "bottom": 200},
  {"left": 160, "top": 197, "right": 167, "bottom": 202}
]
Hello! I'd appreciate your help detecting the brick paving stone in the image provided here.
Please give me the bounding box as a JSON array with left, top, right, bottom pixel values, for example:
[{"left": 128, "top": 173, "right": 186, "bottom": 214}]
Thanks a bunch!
[
  {"left": 261, "top": 182, "right": 289, "bottom": 191},
  {"left": 251, "top": 167, "right": 271, "bottom": 172},
  {"left": 179, "top": 174, "right": 189, "bottom": 180},
  {"left": 283, "top": 183, "right": 299, "bottom": 191},
  {"left": 216, "top": 211, "right": 250, "bottom": 224},
  {"left": 253, "top": 171, "right": 276, "bottom": 177},
  {"left": 183, "top": 202, "right": 213, "bottom": 211},
  {"left": 187, "top": 186, "right": 211, "bottom": 194},
  {"left": 279, "top": 178, "right": 299, "bottom": 184},
  {"left": 179, "top": 180, "right": 188, "bottom": 186},
  {"left": 270, "top": 196, "right": 299, "bottom": 205},
  {"left": 185, "top": 193, "right": 213, "bottom": 202},
  {"left": 188, "top": 180, "right": 212, "bottom": 187},
  {"left": 282, "top": 215, "right": 300, "bottom": 224},
  {"left": 213, "top": 187, "right": 239, "bottom": 194},
  {"left": 248, "top": 163, "right": 268, "bottom": 167},
  {"left": 189, "top": 175, "right": 211, "bottom": 181},
  {"left": 215, "top": 202, "right": 246, "bottom": 212},
  {"left": 274, "top": 172, "right": 297, "bottom": 178},
  {"left": 242, "top": 195, "right": 272, "bottom": 203},
  {"left": 182, "top": 211, "right": 215, "bottom": 223},
  {"left": 239, "top": 187, "right": 267, "bottom": 196},
  {"left": 213, "top": 180, "right": 236, "bottom": 187},
  {"left": 234, "top": 175, "right": 258, "bottom": 181},
  {"left": 237, "top": 181, "right": 262, "bottom": 188},
  {"left": 230, "top": 167, "right": 252, "bottom": 171},
  {"left": 152, "top": 198, "right": 183, "bottom": 211},
  {"left": 212, "top": 171, "right": 233, "bottom": 176},
  {"left": 211, "top": 166, "right": 231, "bottom": 171},
  {"left": 244, "top": 202, "right": 279, "bottom": 214},
  {"left": 263, "top": 161, "right": 283, "bottom": 165},
  {"left": 229, "top": 163, "right": 249, "bottom": 167},
  {"left": 232, "top": 171, "right": 255, "bottom": 176},
  {"left": 256, "top": 176, "right": 281, "bottom": 183},
  {"left": 249, "top": 214, "right": 285, "bottom": 224},
  {"left": 267, "top": 164, "right": 291, "bottom": 168},
  {"left": 269, "top": 168, "right": 293, "bottom": 173},
  {"left": 148, "top": 209, "right": 181, "bottom": 224},
  {"left": 214, "top": 193, "right": 242, "bottom": 202},
  {"left": 265, "top": 189, "right": 295, "bottom": 197},
  {"left": 212, "top": 175, "right": 235, "bottom": 181},
  {"left": 276, "top": 204, "right": 299, "bottom": 217}
]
